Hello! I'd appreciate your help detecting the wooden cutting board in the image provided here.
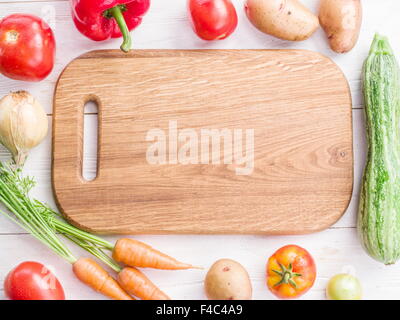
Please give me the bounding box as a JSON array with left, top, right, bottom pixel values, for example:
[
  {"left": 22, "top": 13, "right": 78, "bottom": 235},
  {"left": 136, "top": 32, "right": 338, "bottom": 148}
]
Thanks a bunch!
[{"left": 52, "top": 50, "right": 353, "bottom": 235}]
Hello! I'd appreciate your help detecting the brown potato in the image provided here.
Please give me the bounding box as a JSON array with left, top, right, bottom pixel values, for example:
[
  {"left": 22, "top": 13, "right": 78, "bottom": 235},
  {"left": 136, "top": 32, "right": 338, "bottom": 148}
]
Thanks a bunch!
[
  {"left": 319, "top": 0, "right": 362, "bottom": 53},
  {"left": 245, "top": 0, "right": 319, "bottom": 41},
  {"left": 204, "top": 259, "right": 252, "bottom": 300}
]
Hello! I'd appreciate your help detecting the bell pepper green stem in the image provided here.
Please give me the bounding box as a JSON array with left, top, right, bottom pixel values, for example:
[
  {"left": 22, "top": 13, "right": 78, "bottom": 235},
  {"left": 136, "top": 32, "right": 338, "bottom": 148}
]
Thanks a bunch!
[{"left": 109, "top": 5, "right": 131, "bottom": 53}]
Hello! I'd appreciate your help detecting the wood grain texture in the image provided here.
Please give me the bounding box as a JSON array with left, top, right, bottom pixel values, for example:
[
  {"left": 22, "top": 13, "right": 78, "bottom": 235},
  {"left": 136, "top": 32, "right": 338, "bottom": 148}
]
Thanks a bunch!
[
  {"left": 2, "top": 0, "right": 400, "bottom": 301},
  {"left": 53, "top": 49, "right": 353, "bottom": 235}
]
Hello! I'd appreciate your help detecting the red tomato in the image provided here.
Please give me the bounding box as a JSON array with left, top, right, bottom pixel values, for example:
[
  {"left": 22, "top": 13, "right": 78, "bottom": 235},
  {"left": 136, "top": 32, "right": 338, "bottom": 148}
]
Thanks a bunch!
[
  {"left": 188, "top": 0, "right": 238, "bottom": 40},
  {"left": 0, "top": 14, "right": 56, "bottom": 82},
  {"left": 266, "top": 245, "right": 316, "bottom": 299},
  {"left": 4, "top": 261, "right": 65, "bottom": 300}
]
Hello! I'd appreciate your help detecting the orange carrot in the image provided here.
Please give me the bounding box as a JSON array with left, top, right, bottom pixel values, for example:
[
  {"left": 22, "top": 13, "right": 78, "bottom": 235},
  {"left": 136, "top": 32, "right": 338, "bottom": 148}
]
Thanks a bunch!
[
  {"left": 113, "top": 238, "right": 197, "bottom": 270},
  {"left": 118, "top": 267, "right": 170, "bottom": 300},
  {"left": 73, "top": 257, "right": 134, "bottom": 300}
]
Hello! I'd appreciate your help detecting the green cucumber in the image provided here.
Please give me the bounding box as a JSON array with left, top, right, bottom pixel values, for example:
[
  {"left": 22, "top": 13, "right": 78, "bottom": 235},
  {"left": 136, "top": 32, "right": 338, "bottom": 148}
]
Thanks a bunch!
[{"left": 358, "top": 34, "right": 400, "bottom": 265}]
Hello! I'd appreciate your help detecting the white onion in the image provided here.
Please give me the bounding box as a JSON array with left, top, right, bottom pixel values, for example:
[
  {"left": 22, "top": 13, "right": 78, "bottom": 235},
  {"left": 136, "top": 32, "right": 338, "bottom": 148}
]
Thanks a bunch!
[{"left": 0, "top": 91, "right": 48, "bottom": 166}]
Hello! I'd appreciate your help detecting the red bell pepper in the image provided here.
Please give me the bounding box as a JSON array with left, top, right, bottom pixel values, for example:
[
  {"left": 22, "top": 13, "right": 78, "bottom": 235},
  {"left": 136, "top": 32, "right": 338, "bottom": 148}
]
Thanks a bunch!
[{"left": 70, "top": 0, "right": 150, "bottom": 52}]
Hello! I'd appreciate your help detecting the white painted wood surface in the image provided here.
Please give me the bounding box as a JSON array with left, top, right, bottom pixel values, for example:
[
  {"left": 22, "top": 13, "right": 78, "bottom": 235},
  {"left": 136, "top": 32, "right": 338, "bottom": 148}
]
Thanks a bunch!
[{"left": 0, "top": 0, "right": 398, "bottom": 300}]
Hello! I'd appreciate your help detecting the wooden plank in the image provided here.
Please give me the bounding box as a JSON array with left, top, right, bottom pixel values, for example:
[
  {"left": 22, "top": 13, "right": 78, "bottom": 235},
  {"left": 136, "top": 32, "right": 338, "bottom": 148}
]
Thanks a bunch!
[
  {"left": 0, "top": 108, "right": 365, "bottom": 234},
  {"left": 52, "top": 49, "right": 353, "bottom": 234},
  {"left": 1, "top": 0, "right": 397, "bottom": 300}
]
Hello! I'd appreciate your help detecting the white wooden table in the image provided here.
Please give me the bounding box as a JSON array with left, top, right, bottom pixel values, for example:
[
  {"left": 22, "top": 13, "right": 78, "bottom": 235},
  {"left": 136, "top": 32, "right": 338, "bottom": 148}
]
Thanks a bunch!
[{"left": 0, "top": 0, "right": 399, "bottom": 300}]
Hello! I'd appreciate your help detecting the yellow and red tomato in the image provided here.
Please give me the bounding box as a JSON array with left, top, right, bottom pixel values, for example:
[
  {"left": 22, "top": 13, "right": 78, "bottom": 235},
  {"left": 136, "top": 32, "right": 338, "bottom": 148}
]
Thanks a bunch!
[{"left": 267, "top": 245, "right": 316, "bottom": 299}]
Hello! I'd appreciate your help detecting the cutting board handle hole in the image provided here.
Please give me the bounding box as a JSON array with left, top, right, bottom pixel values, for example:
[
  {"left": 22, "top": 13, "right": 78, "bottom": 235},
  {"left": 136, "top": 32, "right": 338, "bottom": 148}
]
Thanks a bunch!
[{"left": 82, "top": 100, "right": 99, "bottom": 182}]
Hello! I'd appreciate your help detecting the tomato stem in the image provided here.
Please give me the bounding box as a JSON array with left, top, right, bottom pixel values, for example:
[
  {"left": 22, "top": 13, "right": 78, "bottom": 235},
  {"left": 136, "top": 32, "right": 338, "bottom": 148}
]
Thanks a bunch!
[{"left": 273, "top": 263, "right": 302, "bottom": 289}]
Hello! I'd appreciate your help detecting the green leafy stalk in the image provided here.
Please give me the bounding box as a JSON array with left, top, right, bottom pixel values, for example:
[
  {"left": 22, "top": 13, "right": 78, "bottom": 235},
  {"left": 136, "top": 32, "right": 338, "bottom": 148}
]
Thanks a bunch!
[
  {"left": 32, "top": 202, "right": 121, "bottom": 272},
  {"left": 0, "top": 162, "right": 120, "bottom": 271},
  {"left": 35, "top": 202, "right": 114, "bottom": 251},
  {"left": 0, "top": 163, "right": 76, "bottom": 264},
  {"left": 64, "top": 234, "right": 121, "bottom": 273}
]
